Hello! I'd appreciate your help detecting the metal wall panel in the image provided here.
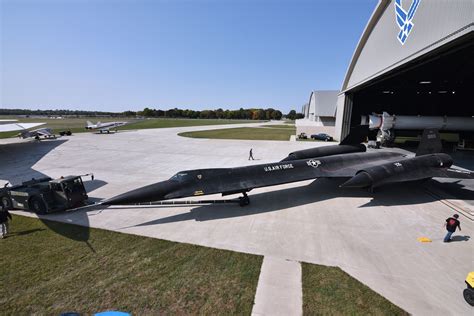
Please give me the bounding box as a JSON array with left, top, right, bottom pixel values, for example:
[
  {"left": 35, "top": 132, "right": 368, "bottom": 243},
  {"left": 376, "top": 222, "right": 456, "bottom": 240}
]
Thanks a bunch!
[
  {"left": 345, "top": 0, "right": 474, "bottom": 90},
  {"left": 335, "top": 94, "right": 347, "bottom": 140},
  {"left": 307, "top": 90, "right": 339, "bottom": 122}
]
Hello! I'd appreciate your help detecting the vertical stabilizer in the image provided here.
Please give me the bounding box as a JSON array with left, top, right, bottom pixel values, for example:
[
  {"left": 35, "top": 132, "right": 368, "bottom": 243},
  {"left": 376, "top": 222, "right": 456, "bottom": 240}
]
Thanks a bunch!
[
  {"left": 86, "top": 121, "right": 93, "bottom": 127},
  {"left": 415, "top": 129, "right": 442, "bottom": 156}
]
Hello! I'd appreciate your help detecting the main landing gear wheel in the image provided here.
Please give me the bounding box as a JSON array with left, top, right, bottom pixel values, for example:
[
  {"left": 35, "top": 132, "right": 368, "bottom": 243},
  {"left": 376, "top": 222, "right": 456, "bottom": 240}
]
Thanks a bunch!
[{"left": 239, "top": 192, "right": 250, "bottom": 207}]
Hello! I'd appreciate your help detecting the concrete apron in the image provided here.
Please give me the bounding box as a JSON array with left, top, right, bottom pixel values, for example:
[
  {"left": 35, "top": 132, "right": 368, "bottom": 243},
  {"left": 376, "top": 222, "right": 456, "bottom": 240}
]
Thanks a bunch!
[{"left": 3, "top": 124, "right": 474, "bottom": 315}]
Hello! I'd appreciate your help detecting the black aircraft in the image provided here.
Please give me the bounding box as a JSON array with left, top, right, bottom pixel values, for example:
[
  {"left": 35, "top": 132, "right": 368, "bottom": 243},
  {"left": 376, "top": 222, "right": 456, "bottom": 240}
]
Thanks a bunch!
[{"left": 101, "top": 127, "right": 474, "bottom": 207}]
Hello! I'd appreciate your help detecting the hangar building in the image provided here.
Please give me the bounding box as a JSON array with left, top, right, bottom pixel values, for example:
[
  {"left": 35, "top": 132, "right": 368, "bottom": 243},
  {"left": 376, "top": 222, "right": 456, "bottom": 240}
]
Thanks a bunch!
[
  {"left": 335, "top": 0, "right": 474, "bottom": 142},
  {"left": 296, "top": 90, "right": 338, "bottom": 136}
]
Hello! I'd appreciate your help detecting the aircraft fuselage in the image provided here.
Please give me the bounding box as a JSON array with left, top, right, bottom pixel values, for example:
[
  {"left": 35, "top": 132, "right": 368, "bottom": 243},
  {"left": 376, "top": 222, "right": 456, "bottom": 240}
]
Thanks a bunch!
[{"left": 102, "top": 151, "right": 419, "bottom": 205}]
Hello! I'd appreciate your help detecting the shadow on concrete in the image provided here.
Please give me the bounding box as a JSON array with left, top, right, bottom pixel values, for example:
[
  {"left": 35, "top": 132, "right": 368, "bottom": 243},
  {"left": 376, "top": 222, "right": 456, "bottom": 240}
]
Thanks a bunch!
[
  {"left": 83, "top": 179, "right": 108, "bottom": 193},
  {"left": 450, "top": 235, "right": 470, "bottom": 242},
  {"left": 429, "top": 180, "right": 474, "bottom": 202},
  {"left": 132, "top": 178, "right": 446, "bottom": 227},
  {"left": 0, "top": 139, "right": 68, "bottom": 185}
]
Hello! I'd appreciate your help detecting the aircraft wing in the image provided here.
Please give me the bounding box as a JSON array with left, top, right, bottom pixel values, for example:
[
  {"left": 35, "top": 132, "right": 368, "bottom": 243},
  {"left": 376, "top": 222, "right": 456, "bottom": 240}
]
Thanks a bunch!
[
  {"left": 0, "top": 119, "right": 18, "bottom": 124},
  {"left": 33, "top": 128, "right": 54, "bottom": 136},
  {"left": 317, "top": 153, "right": 407, "bottom": 178},
  {"left": 0, "top": 122, "right": 46, "bottom": 132},
  {"left": 432, "top": 168, "right": 474, "bottom": 179},
  {"left": 231, "top": 152, "right": 407, "bottom": 194}
]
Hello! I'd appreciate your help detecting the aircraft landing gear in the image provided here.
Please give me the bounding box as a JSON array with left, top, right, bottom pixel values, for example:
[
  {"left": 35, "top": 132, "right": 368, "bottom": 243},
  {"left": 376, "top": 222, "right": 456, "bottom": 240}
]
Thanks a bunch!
[{"left": 239, "top": 192, "right": 250, "bottom": 207}]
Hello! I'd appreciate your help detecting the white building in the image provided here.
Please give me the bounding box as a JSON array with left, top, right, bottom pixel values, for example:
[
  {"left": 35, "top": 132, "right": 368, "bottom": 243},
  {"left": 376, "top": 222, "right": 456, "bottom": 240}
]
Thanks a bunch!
[{"left": 296, "top": 90, "right": 338, "bottom": 136}]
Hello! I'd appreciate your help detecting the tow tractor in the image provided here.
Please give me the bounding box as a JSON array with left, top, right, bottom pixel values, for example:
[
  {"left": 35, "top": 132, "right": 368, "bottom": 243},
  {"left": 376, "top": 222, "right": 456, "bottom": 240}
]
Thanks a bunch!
[
  {"left": 0, "top": 174, "right": 94, "bottom": 214},
  {"left": 464, "top": 272, "right": 474, "bottom": 306}
]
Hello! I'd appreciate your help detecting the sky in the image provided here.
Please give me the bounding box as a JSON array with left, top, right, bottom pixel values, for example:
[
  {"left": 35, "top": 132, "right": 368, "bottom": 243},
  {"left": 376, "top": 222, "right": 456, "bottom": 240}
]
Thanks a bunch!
[{"left": 1, "top": 0, "right": 377, "bottom": 113}]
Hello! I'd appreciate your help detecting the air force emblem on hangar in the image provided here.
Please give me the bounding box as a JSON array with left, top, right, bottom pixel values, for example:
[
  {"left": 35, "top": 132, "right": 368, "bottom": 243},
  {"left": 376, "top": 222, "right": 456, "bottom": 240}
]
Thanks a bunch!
[{"left": 395, "top": 0, "right": 421, "bottom": 45}]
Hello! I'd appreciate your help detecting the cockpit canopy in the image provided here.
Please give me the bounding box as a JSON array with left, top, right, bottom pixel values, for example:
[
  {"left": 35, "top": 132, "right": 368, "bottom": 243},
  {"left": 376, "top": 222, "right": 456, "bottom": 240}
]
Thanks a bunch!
[{"left": 169, "top": 169, "right": 231, "bottom": 183}]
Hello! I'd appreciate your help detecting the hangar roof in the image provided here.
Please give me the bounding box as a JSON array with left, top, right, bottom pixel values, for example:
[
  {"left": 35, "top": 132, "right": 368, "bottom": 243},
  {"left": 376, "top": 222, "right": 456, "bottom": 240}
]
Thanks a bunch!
[{"left": 342, "top": 0, "right": 474, "bottom": 92}]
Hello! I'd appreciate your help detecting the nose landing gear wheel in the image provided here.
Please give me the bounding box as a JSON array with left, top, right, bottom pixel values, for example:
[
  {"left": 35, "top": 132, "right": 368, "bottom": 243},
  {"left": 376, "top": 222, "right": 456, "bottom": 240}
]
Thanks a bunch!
[{"left": 239, "top": 192, "right": 250, "bottom": 207}]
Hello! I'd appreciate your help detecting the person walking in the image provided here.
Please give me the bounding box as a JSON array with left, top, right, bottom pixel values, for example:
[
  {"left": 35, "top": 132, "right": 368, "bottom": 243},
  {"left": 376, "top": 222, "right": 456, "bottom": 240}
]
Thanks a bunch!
[
  {"left": 443, "top": 213, "right": 461, "bottom": 242},
  {"left": 0, "top": 205, "right": 12, "bottom": 239},
  {"left": 248, "top": 148, "right": 254, "bottom": 160}
]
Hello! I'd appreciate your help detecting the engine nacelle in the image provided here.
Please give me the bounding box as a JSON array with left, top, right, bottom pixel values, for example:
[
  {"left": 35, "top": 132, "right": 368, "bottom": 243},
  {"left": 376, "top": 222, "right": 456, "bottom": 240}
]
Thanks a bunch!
[
  {"left": 281, "top": 144, "right": 366, "bottom": 161},
  {"left": 341, "top": 153, "right": 453, "bottom": 188}
]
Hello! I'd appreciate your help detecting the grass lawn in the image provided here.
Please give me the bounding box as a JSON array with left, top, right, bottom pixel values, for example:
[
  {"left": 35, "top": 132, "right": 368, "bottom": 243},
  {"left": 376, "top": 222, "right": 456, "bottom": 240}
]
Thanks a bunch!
[
  {"left": 260, "top": 124, "right": 296, "bottom": 130},
  {"left": 302, "top": 263, "right": 407, "bottom": 315},
  {"left": 0, "top": 215, "right": 262, "bottom": 314},
  {"left": 117, "top": 118, "right": 261, "bottom": 131},
  {"left": 179, "top": 127, "right": 295, "bottom": 141},
  {"left": 0, "top": 116, "right": 264, "bottom": 139}
]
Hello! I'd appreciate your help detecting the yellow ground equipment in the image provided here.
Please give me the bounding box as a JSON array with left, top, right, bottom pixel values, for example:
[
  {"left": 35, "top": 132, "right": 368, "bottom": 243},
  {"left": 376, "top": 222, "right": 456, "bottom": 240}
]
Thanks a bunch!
[
  {"left": 464, "top": 271, "right": 474, "bottom": 306},
  {"left": 417, "top": 237, "right": 432, "bottom": 243}
]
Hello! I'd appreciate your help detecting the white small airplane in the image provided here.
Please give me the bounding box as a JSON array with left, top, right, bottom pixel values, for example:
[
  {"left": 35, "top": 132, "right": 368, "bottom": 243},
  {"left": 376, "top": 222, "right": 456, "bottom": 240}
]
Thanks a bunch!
[
  {"left": 18, "top": 127, "right": 56, "bottom": 140},
  {"left": 0, "top": 119, "right": 46, "bottom": 133},
  {"left": 85, "top": 120, "right": 128, "bottom": 133}
]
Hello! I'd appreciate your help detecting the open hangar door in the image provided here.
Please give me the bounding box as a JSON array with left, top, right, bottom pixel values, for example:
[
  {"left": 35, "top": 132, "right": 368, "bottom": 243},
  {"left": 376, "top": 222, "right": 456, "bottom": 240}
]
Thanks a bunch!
[{"left": 347, "top": 32, "right": 474, "bottom": 149}]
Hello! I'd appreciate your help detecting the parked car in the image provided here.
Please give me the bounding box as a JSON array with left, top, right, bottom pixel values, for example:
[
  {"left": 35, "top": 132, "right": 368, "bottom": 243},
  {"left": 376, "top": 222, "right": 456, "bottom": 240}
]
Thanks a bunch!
[
  {"left": 59, "top": 130, "right": 72, "bottom": 136},
  {"left": 298, "top": 132, "right": 308, "bottom": 139},
  {"left": 310, "top": 133, "right": 333, "bottom": 141}
]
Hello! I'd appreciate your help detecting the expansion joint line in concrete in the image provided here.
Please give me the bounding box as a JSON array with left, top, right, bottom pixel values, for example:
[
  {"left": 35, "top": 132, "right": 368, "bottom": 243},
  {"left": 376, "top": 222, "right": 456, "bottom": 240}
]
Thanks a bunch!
[{"left": 423, "top": 186, "right": 474, "bottom": 221}]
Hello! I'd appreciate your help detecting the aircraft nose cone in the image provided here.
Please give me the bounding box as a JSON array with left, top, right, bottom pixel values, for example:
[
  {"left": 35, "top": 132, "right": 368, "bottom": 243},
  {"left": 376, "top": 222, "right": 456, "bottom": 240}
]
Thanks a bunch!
[
  {"left": 101, "top": 180, "right": 178, "bottom": 205},
  {"left": 340, "top": 172, "right": 373, "bottom": 188}
]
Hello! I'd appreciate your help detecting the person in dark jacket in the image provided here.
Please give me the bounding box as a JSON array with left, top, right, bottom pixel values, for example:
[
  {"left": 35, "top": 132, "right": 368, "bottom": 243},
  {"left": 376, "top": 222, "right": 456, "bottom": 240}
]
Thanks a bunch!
[
  {"left": 443, "top": 214, "right": 461, "bottom": 242},
  {"left": 248, "top": 148, "right": 254, "bottom": 160},
  {"left": 0, "top": 205, "right": 12, "bottom": 239}
]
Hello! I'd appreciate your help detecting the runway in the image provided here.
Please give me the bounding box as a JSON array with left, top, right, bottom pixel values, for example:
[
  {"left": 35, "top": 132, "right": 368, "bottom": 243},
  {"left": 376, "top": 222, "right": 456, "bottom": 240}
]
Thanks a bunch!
[{"left": 2, "top": 122, "right": 473, "bottom": 315}]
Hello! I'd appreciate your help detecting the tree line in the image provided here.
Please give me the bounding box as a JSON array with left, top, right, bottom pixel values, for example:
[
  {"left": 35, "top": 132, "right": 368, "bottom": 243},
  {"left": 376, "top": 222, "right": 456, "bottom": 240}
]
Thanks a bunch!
[
  {"left": 133, "top": 107, "right": 283, "bottom": 120},
  {"left": 1, "top": 107, "right": 304, "bottom": 120},
  {"left": 0, "top": 108, "right": 121, "bottom": 117},
  {"left": 285, "top": 110, "right": 304, "bottom": 120}
]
